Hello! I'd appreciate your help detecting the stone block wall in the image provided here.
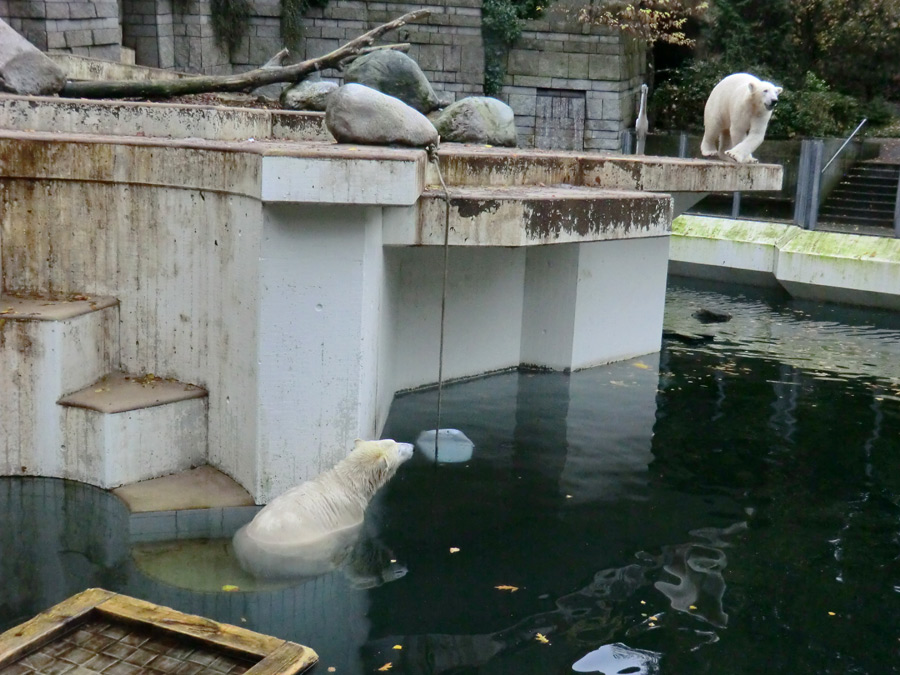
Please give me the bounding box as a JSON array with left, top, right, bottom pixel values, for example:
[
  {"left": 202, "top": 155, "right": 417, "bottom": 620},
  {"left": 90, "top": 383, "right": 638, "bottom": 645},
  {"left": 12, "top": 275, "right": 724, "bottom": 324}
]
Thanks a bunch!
[
  {"left": 0, "top": 0, "right": 121, "bottom": 60},
  {"left": 0, "top": 0, "right": 646, "bottom": 151}
]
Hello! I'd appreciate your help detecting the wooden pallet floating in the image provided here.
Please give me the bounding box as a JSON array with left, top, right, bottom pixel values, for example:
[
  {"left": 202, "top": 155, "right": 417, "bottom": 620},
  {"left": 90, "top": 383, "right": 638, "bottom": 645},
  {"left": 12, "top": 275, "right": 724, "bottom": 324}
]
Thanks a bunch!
[{"left": 0, "top": 588, "right": 317, "bottom": 674}]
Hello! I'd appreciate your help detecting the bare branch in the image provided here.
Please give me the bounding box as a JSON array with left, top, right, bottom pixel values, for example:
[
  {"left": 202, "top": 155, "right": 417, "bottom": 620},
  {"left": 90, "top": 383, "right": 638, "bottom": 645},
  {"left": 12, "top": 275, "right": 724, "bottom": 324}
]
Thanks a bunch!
[{"left": 60, "top": 9, "right": 430, "bottom": 99}]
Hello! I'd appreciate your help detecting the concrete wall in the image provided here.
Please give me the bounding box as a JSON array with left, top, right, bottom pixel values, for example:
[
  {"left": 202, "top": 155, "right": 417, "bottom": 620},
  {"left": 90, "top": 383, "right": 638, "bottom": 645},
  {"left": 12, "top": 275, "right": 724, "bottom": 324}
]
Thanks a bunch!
[
  {"left": 669, "top": 215, "right": 900, "bottom": 310},
  {"left": 0, "top": 136, "right": 265, "bottom": 497}
]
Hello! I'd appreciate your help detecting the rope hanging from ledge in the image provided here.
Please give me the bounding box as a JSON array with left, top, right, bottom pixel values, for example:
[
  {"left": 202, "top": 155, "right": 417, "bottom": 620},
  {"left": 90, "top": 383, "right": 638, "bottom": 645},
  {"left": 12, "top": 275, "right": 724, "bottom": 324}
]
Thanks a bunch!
[{"left": 426, "top": 143, "right": 451, "bottom": 464}]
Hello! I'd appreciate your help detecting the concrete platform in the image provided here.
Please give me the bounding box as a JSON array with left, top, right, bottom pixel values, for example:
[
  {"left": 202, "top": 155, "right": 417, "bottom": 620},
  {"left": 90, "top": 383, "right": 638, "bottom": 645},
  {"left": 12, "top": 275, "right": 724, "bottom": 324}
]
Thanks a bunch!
[
  {"left": 0, "top": 293, "right": 118, "bottom": 320},
  {"left": 58, "top": 371, "right": 207, "bottom": 414},
  {"left": 114, "top": 465, "right": 255, "bottom": 513}
]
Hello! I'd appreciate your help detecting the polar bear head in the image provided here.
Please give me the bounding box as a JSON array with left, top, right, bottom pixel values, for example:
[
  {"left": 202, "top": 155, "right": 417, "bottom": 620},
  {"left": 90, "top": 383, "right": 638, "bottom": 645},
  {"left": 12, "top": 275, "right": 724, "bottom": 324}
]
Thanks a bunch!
[
  {"left": 344, "top": 438, "right": 414, "bottom": 494},
  {"left": 749, "top": 79, "right": 783, "bottom": 112}
]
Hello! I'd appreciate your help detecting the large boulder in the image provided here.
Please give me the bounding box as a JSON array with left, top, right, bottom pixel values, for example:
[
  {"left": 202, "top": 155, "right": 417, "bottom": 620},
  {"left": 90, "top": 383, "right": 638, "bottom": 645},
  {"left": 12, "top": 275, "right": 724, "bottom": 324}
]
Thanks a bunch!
[
  {"left": 281, "top": 79, "right": 338, "bottom": 111},
  {"left": 0, "top": 20, "right": 66, "bottom": 95},
  {"left": 344, "top": 50, "right": 444, "bottom": 114},
  {"left": 325, "top": 83, "right": 439, "bottom": 147},
  {"left": 434, "top": 97, "right": 518, "bottom": 147}
]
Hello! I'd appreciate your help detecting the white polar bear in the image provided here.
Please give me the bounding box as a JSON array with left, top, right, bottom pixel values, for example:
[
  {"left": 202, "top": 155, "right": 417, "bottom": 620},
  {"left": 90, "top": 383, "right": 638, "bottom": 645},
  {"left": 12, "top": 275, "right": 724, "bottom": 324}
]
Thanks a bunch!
[
  {"left": 701, "top": 73, "right": 782, "bottom": 164},
  {"left": 233, "top": 438, "right": 414, "bottom": 580}
]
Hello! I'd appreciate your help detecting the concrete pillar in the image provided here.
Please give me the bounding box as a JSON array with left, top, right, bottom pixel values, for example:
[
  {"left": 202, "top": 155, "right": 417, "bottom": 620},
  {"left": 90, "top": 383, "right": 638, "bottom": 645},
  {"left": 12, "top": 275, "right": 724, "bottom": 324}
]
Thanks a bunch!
[
  {"left": 255, "top": 204, "right": 385, "bottom": 503},
  {"left": 521, "top": 236, "right": 670, "bottom": 371}
]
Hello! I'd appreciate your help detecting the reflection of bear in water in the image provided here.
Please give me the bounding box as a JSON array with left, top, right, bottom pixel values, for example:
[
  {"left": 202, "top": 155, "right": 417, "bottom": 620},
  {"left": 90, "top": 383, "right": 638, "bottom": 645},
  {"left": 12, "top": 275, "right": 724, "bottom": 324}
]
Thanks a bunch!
[{"left": 234, "top": 439, "right": 413, "bottom": 581}]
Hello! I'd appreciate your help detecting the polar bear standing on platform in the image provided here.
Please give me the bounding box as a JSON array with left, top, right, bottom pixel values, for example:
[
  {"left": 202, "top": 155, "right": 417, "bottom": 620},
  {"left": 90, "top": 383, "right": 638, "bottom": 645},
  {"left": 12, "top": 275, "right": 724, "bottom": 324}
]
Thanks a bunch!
[{"left": 701, "top": 73, "right": 782, "bottom": 164}]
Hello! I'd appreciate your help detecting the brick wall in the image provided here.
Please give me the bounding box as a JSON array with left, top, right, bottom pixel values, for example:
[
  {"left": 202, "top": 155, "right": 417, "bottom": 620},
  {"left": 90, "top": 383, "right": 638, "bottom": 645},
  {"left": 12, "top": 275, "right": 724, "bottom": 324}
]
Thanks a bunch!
[{"left": 1, "top": 0, "right": 121, "bottom": 60}]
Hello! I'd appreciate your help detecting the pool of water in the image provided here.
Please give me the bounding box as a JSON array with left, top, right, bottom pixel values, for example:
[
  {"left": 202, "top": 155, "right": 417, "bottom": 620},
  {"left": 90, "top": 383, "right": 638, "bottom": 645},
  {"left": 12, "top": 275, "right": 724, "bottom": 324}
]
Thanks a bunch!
[{"left": 2, "top": 278, "right": 899, "bottom": 674}]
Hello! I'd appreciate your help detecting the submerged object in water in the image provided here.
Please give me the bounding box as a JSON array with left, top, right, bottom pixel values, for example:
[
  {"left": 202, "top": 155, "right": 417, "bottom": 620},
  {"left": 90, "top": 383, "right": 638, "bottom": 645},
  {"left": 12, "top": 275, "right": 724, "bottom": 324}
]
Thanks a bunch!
[{"left": 415, "top": 428, "right": 474, "bottom": 463}]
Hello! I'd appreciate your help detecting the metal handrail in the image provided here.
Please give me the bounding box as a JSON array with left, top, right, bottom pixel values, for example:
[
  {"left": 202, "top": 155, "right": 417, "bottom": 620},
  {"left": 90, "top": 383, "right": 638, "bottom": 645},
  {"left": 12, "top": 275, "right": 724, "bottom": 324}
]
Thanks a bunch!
[{"left": 821, "top": 118, "right": 868, "bottom": 174}]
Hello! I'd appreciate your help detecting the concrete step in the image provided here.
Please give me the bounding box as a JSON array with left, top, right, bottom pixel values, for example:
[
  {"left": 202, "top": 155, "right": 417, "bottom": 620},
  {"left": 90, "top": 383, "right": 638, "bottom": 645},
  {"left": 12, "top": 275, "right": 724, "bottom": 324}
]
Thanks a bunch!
[
  {"left": 0, "top": 293, "right": 119, "bottom": 477},
  {"left": 113, "top": 465, "right": 258, "bottom": 542},
  {"left": 58, "top": 371, "right": 208, "bottom": 489}
]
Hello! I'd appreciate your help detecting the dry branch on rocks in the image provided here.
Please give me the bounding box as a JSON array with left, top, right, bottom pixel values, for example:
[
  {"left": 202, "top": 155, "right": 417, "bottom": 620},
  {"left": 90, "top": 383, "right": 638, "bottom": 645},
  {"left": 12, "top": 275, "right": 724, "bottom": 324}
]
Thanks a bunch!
[{"left": 59, "top": 10, "right": 428, "bottom": 100}]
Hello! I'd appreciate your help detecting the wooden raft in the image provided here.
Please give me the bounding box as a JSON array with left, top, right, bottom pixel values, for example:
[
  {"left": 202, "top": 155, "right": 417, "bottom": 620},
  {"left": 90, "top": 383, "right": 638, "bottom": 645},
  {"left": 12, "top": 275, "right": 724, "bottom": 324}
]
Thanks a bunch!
[{"left": 0, "top": 588, "right": 317, "bottom": 674}]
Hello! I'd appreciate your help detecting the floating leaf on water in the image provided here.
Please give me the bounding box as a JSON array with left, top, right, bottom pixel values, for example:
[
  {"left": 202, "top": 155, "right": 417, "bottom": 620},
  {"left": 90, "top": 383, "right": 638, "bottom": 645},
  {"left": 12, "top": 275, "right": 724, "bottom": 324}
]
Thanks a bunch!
[
  {"left": 222, "top": 584, "right": 239, "bottom": 592},
  {"left": 495, "top": 585, "right": 519, "bottom": 592},
  {"left": 633, "top": 362, "right": 650, "bottom": 369},
  {"left": 449, "top": 547, "right": 460, "bottom": 553},
  {"left": 392, "top": 645, "right": 402, "bottom": 650},
  {"left": 535, "top": 633, "right": 550, "bottom": 644},
  {"left": 828, "top": 611, "right": 836, "bottom": 616},
  {"left": 377, "top": 663, "right": 392, "bottom": 671},
  {"left": 327, "top": 668, "right": 336, "bottom": 673}
]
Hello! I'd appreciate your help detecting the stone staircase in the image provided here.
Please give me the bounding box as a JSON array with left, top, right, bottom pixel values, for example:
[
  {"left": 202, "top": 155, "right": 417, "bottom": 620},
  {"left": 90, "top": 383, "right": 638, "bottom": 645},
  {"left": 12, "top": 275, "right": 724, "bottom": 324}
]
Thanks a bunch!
[
  {"left": 819, "top": 161, "right": 900, "bottom": 230},
  {"left": 0, "top": 293, "right": 208, "bottom": 489}
]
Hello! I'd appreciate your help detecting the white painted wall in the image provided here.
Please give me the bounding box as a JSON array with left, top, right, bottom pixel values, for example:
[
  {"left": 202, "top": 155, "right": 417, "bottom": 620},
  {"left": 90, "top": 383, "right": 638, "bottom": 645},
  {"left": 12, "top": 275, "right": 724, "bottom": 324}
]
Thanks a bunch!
[
  {"left": 385, "top": 247, "right": 528, "bottom": 393},
  {"left": 571, "top": 237, "right": 671, "bottom": 368}
]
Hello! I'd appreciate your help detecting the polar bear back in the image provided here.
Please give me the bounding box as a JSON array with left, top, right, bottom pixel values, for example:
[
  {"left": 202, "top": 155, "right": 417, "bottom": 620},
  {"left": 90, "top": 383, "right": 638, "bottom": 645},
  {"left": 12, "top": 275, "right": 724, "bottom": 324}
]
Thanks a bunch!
[{"left": 704, "top": 73, "right": 770, "bottom": 132}]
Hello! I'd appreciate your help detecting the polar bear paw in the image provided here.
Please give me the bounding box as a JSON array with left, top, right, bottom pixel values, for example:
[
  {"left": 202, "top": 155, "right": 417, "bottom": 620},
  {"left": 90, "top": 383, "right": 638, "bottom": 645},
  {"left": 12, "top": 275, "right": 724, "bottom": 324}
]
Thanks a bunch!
[{"left": 725, "top": 149, "right": 758, "bottom": 164}]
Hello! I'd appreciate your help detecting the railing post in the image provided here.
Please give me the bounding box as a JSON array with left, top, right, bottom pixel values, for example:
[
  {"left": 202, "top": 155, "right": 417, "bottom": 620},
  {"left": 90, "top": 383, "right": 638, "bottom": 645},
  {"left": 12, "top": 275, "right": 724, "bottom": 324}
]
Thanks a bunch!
[
  {"left": 678, "top": 132, "right": 689, "bottom": 159},
  {"left": 794, "top": 139, "right": 824, "bottom": 230},
  {"left": 894, "top": 169, "right": 900, "bottom": 238},
  {"left": 731, "top": 191, "right": 741, "bottom": 218}
]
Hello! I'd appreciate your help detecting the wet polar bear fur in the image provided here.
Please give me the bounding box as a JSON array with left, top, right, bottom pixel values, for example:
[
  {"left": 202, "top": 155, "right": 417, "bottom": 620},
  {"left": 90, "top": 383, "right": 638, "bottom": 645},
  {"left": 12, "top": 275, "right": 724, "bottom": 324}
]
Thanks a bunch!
[
  {"left": 233, "top": 438, "right": 414, "bottom": 579},
  {"left": 701, "top": 72, "right": 782, "bottom": 164}
]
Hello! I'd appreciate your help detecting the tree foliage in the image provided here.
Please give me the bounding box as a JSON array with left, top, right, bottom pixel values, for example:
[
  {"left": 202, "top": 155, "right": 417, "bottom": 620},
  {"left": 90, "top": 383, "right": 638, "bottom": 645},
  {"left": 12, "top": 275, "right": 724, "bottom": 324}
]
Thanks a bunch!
[
  {"left": 577, "top": 1, "right": 708, "bottom": 47},
  {"left": 708, "top": 0, "right": 900, "bottom": 100},
  {"left": 481, "top": 0, "right": 545, "bottom": 96}
]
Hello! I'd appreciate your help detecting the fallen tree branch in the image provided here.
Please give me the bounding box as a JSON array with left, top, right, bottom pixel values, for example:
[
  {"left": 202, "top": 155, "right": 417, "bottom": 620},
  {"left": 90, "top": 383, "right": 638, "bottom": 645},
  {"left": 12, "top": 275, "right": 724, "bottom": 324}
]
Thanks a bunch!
[{"left": 60, "top": 9, "right": 429, "bottom": 100}]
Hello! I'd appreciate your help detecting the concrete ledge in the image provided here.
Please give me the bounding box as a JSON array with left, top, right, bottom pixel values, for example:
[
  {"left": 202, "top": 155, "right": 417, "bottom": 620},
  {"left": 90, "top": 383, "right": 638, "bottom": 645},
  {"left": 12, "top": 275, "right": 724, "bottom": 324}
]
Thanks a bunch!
[
  {"left": 430, "top": 145, "right": 783, "bottom": 194},
  {"left": 0, "top": 294, "right": 118, "bottom": 320},
  {"left": 397, "top": 186, "right": 671, "bottom": 246},
  {"left": 670, "top": 214, "right": 900, "bottom": 310},
  {"left": 777, "top": 229, "right": 900, "bottom": 310},
  {"left": 0, "top": 94, "right": 331, "bottom": 143},
  {"left": 114, "top": 465, "right": 254, "bottom": 513},
  {"left": 669, "top": 216, "right": 798, "bottom": 286},
  {"left": 58, "top": 371, "right": 207, "bottom": 414},
  {"left": 261, "top": 145, "right": 426, "bottom": 205}
]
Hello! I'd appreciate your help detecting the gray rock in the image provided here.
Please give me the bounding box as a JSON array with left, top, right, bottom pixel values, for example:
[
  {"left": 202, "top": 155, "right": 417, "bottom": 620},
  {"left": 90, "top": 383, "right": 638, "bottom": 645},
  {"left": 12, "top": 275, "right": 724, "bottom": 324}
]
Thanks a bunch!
[
  {"left": 434, "top": 97, "right": 518, "bottom": 147},
  {"left": 0, "top": 20, "right": 66, "bottom": 95},
  {"left": 325, "top": 83, "right": 439, "bottom": 147},
  {"left": 344, "top": 50, "right": 444, "bottom": 114},
  {"left": 281, "top": 79, "right": 338, "bottom": 111}
]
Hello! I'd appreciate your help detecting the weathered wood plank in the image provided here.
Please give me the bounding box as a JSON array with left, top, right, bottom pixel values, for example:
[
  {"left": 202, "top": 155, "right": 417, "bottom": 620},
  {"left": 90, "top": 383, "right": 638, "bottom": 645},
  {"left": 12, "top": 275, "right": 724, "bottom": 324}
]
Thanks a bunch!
[
  {"left": 0, "top": 588, "right": 114, "bottom": 667},
  {"left": 95, "top": 593, "right": 283, "bottom": 658},
  {"left": 248, "top": 641, "right": 319, "bottom": 674}
]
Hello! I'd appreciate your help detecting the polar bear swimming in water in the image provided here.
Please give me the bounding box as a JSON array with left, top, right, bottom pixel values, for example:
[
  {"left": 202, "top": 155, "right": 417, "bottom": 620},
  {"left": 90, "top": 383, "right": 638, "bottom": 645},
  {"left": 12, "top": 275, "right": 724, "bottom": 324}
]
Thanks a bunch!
[
  {"left": 233, "top": 438, "right": 414, "bottom": 580},
  {"left": 701, "top": 72, "right": 782, "bottom": 164}
]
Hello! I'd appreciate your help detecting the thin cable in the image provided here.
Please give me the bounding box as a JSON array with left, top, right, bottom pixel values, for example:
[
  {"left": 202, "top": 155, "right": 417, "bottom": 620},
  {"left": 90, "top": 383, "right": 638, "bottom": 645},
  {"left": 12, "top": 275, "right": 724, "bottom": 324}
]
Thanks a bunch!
[{"left": 427, "top": 143, "right": 451, "bottom": 464}]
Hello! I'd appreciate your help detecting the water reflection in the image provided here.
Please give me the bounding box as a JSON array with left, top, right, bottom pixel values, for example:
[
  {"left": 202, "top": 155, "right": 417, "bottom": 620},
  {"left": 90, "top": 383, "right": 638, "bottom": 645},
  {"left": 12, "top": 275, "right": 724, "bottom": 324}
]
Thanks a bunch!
[
  {"left": 1, "top": 279, "right": 899, "bottom": 674},
  {"left": 360, "top": 522, "right": 745, "bottom": 673}
]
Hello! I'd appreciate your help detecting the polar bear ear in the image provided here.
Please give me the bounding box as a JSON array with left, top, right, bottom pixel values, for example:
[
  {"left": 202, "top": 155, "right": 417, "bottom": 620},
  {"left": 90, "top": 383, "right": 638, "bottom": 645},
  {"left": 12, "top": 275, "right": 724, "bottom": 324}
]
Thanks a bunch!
[
  {"left": 353, "top": 438, "right": 365, "bottom": 450},
  {"left": 747, "top": 81, "right": 756, "bottom": 94},
  {"left": 775, "top": 86, "right": 783, "bottom": 95}
]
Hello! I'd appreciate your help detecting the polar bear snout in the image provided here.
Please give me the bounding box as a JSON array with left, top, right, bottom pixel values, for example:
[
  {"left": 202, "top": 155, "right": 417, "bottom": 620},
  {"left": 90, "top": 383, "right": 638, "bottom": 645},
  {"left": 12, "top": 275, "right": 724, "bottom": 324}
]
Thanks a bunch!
[
  {"left": 765, "top": 98, "right": 778, "bottom": 111},
  {"left": 397, "top": 442, "right": 415, "bottom": 462}
]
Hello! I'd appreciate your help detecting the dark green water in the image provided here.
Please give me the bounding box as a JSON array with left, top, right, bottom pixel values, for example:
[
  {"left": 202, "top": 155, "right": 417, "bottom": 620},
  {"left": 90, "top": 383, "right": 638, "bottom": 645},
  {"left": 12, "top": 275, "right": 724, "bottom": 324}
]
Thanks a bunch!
[{"left": 2, "top": 279, "right": 899, "bottom": 674}]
